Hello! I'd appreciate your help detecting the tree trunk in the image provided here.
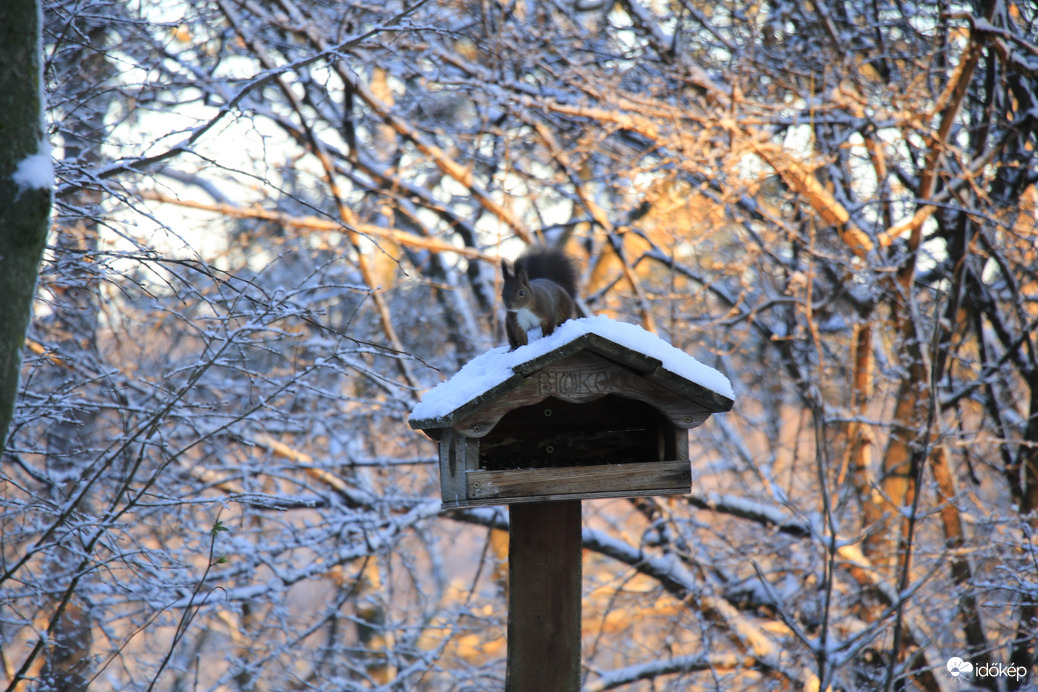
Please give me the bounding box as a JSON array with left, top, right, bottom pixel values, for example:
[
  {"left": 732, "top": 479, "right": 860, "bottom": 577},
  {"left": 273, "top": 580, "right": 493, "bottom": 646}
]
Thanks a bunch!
[{"left": 0, "top": 0, "right": 51, "bottom": 453}]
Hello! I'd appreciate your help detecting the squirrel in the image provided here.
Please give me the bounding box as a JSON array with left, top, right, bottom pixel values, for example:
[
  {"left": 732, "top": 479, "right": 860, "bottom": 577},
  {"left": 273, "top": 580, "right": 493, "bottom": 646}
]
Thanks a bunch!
[{"left": 501, "top": 246, "right": 579, "bottom": 350}]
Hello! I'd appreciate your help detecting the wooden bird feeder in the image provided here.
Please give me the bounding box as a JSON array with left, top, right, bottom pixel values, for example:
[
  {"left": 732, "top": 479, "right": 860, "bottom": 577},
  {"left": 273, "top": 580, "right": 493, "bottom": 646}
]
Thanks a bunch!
[
  {"left": 409, "top": 316, "right": 734, "bottom": 691},
  {"left": 409, "top": 316, "right": 734, "bottom": 509}
]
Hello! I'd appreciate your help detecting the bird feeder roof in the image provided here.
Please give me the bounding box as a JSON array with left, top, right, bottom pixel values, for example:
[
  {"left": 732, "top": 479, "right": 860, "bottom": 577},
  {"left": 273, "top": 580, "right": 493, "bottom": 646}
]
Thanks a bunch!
[{"left": 409, "top": 316, "right": 734, "bottom": 435}]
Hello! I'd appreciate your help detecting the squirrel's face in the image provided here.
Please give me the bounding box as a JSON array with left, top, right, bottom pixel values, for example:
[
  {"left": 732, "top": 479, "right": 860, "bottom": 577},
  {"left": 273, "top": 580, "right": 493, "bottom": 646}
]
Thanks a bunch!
[
  {"left": 504, "top": 283, "right": 529, "bottom": 308},
  {"left": 501, "top": 259, "right": 532, "bottom": 307}
]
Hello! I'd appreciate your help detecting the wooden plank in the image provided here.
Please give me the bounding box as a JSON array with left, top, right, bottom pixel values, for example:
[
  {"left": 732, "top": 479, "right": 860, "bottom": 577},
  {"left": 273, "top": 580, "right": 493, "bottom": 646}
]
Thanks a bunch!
[
  {"left": 408, "top": 370, "right": 526, "bottom": 431},
  {"left": 437, "top": 434, "right": 462, "bottom": 504},
  {"left": 513, "top": 334, "right": 595, "bottom": 376},
  {"left": 441, "top": 485, "right": 690, "bottom": 509},
  {"left": 581, "top": 333, "right": 663, "bottom": 373},
  {"left": 506, "top": 501, "right": 581, "bottom": 692},
  {"left": 646, "top": 365, "right": 735, "bottom": 412},
  {"left": 513, "top": 332, "right": 663, "bottom": 377},
  {"left": 438, "top": 430, "right": 478, "bottom": 504},
  {"left": 675, "top": 428, "right": 689, "bottom": 462},
  {"left": 467, "top": 461, "right": 690, "bottom": 501}
]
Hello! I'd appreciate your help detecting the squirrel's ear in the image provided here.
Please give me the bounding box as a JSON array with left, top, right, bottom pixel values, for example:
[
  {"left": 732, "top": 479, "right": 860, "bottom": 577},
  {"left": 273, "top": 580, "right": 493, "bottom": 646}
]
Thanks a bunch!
[{"left": 501, "top": 259, "right": 511, "bottom": 277}]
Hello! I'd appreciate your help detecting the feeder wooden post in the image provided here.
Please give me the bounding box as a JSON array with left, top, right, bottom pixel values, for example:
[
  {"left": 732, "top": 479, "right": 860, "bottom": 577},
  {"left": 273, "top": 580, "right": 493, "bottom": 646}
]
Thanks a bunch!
[{"left": 506, "top": 500, "right": 582, "bottom": 691}]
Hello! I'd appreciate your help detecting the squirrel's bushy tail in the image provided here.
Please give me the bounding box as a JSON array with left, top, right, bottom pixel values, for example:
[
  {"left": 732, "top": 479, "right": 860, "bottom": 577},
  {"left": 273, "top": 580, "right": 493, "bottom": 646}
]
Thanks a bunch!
[{"left": 515, "top": 247, "right": 578, "bottom": 298}]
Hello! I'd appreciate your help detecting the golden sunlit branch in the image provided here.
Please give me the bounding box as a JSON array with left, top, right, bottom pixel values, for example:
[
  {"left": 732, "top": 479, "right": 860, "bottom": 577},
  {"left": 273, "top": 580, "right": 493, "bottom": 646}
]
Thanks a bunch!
[{"left": 139, "top": 190, "right": 496, "bottom": 262}]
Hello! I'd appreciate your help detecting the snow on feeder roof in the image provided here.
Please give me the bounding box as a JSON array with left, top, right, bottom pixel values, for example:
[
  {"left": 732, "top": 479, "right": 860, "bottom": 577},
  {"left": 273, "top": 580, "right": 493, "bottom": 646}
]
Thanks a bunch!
[{"left": 409, "top": 315, "right": 733, "bottom": 434}]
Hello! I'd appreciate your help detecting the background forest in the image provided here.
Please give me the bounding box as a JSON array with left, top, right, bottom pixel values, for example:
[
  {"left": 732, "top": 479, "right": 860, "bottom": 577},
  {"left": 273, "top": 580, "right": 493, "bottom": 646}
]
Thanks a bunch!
[{"left": 2, "top": 0, "right": 1037, "bottom": 690}]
